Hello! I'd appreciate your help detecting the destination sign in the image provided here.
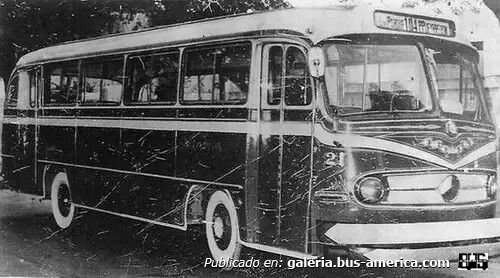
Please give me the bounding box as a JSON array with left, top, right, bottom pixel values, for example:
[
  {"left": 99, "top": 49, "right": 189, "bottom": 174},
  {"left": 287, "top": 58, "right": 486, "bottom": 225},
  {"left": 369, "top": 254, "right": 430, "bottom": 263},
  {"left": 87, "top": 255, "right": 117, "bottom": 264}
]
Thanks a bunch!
[{"left": 374, "top": 11, "right": 455, "bottom": 37}]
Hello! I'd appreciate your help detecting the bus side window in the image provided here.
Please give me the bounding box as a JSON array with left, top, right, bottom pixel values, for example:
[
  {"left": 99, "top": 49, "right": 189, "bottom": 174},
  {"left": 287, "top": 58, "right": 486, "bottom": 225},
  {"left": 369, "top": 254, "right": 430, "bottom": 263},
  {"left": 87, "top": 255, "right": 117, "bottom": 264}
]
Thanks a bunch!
[
  {"left": 126, "top": 55, "right": 153, "bottom": 103},
  {"left": 125, "top": 51, "right": 178, "bottom": 104},
  {"left": 151, "top": 52, "right": 179, "bottom": 103},
  {"left": 82, "top": 58, "right": 123, "bottom": 104},
  {"left": 284, "top": 47, "right": 311, "bottom": 106},
  {"left": 6, "top": 72, "right": 19, "bottom": 107},
  {"left": 44, "top": 62, "right": 78, "bottom": 105},
  {"left": 182, "top": 48, "right": 214, "bottom": 102},
  {"left": 267, "top": 46, "right": 283, "bottom": 105},
  {"left": 182, "top": 43, "right": 250, "bottom": 104}
]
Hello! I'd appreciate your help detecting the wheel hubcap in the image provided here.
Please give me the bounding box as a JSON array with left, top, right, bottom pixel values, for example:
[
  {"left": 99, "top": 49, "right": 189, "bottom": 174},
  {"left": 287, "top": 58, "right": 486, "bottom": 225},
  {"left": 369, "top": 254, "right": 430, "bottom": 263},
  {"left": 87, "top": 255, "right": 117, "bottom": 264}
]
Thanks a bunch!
[
  {"left": 214, "top": 217, "right": 224, "bottom": 238},
  {"left": 212, "top": 204, "right": 231, "bottom": 250},
  {"left": 58, "top": 184, "right": 71, "bottom": 217}
]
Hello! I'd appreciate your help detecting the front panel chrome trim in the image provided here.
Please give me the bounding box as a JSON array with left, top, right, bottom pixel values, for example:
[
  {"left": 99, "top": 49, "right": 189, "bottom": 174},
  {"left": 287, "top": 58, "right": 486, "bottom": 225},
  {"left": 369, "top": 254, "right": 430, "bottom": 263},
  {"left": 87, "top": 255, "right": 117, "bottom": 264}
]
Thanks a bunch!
[
  {"left": 358, "top": 241, "right": 500, "bottom": 261},
  {"left": 325, "top": 217, "right": 500, "bottom": 245}
]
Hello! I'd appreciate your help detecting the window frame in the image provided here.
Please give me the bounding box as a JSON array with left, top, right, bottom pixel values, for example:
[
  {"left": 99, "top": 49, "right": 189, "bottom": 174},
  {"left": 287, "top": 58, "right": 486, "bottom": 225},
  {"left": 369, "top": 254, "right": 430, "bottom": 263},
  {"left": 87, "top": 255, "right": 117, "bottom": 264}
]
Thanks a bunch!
[
  {"left": 28, "top": 66, "right": 41, "bottom": 108},
  {"left": 266, "top": 44, "right": 284, "bottom": 106},
  {"left": 6, "top": 70, "right": 19, "bottom": 108},
  {"left": 42, "top": 61, "right": 80, "bottom": 107},
  {"left": 263, "top": 43, "right": 313, "bottom": 108},
  {"left": 79, "top": 56, "right": 125, "bottom": 106},
  {"left": 322, "top": 42, "right": 434, "bottom": 115},
  {"left": 284, "top": 45, "right": 312, "bottom": 107},
  {"left": 123, "top": 50, "right": 180, "bottom": 106},
  {"left": 433, "top": 51, "right": 484, "bottom": 120},
  {"left": 180, "top": 41, "right": 251, "bottom": 105}
]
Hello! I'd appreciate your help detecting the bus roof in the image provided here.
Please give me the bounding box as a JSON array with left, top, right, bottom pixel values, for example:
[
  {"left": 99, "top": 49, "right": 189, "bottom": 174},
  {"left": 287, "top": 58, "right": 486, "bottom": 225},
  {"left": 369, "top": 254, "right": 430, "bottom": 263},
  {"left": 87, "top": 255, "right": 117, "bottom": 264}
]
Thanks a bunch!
[{"left": 16, "top": 5, "right": 472, "bottom": 67}]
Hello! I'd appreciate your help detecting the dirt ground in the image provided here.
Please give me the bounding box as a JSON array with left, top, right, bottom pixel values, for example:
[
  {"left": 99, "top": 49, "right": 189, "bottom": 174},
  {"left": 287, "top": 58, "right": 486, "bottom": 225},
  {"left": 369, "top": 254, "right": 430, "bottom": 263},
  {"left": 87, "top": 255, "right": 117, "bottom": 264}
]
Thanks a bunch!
[{"left": 0, "top": 189, "right": 499, "bottom": 278}]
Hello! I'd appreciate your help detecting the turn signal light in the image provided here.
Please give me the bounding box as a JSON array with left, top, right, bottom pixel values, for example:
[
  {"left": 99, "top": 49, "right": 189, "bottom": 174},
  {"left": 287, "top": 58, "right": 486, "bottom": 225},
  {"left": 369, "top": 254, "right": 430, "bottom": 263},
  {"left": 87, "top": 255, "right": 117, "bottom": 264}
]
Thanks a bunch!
[{"left": 487, "top": 176, "right": 497, "bottom": 199}]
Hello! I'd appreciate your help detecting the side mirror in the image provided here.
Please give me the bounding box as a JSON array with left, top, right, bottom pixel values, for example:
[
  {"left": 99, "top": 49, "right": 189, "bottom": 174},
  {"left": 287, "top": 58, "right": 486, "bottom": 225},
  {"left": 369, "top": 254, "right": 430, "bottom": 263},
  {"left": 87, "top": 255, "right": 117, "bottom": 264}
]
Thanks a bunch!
[{"left": 308, "top": 47, "right": 325, "bottom": 77}]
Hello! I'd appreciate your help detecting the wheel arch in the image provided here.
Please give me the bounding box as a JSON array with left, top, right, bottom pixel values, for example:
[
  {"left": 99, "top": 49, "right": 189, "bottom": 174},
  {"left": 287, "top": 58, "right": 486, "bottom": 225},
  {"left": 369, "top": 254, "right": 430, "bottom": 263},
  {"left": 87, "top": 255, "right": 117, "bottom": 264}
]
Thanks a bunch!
[
  {"left": 43, "top": 164, "right": 68, "bottom": 199},
  {"left": 185, "top": 185, "right": 242, "bottom": 226}
]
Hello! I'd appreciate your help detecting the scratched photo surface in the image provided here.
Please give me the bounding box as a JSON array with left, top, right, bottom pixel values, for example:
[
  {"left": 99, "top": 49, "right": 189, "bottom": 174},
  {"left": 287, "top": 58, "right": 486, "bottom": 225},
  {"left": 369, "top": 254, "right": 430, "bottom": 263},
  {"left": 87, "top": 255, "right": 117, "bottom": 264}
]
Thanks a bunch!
[{"left": 1, "top": 0, "right": 500, "bottom": 277}]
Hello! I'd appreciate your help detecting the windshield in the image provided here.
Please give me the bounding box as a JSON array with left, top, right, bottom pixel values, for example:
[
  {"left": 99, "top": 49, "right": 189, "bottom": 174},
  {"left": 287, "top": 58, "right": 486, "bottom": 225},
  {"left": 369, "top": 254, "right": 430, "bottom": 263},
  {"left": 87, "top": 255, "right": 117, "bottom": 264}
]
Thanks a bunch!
[
  {"left": 323, "top": 44, "right": 432, "bottom": 114},
  {"left": 321, "top": 41, "right": 488, "bottom": 122},
  {"left": 426, "top": 46, "right": 486, "bottom": 120}
]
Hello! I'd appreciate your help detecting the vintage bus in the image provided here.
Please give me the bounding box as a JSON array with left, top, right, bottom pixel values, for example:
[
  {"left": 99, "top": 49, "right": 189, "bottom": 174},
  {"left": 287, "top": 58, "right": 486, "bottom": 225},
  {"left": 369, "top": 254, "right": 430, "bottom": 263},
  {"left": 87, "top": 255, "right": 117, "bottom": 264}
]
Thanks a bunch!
[{"left": 2, "top": 3, "right": 500, "bottom": 262}]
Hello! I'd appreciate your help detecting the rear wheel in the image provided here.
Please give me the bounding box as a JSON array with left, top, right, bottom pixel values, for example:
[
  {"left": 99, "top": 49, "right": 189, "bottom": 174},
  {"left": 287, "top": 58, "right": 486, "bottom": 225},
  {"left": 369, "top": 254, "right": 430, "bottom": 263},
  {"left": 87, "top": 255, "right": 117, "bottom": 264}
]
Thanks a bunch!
[
  {"left": 50, "top": 172, "right": 75, "bottom": 229},
  {"left": 205, "top": 190, "right": 241, "bottom": 263}
]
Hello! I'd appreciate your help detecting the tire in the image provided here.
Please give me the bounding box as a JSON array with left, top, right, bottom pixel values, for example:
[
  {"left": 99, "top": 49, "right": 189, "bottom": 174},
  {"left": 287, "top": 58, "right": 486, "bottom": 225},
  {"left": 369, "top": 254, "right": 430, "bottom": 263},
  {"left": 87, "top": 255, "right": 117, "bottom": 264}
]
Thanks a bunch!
[
  {"left": 50, "top": 172, "right": 75, "bottom": 229},
  {"left": 205, "top": 190, "right": 241, "bottom": 263}
]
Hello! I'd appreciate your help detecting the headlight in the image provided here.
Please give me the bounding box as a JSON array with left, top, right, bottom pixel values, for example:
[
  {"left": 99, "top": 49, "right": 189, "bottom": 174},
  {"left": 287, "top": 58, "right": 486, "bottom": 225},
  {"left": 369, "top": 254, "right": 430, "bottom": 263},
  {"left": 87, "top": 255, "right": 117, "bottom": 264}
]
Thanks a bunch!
[
  {"left": 487, "top": 175, "right": 497, "bottom": 199},
  {"left": 356, "top": 177, "right": 386, "bottom": 204}
]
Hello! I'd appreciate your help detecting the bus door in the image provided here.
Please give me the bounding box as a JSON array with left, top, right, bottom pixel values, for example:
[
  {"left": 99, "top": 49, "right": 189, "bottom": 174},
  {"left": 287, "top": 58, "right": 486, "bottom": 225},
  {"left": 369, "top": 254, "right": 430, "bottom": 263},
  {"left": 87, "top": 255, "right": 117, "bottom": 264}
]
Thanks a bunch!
[
  {"left": 257, "top": 44, "right": 313, "bottom": 251},
  {"left": 10, "top": 68, "right": 40, "bottom": 194}
]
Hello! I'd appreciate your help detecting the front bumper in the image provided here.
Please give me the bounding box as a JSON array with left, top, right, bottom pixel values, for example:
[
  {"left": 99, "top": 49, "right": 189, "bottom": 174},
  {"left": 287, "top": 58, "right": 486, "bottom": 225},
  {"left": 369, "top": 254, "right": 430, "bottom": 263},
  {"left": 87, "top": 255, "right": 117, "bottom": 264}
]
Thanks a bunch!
[{"left": 323, "top": 218, "right": 500, "bottom": 260}]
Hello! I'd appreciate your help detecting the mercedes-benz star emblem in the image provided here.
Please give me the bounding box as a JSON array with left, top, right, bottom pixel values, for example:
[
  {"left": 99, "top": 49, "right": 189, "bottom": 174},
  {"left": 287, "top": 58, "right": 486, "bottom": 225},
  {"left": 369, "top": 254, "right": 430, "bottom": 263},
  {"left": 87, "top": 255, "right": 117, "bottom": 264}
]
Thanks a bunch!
[{"left": 437, "top": 175, "right": 460, "bottom": 203}]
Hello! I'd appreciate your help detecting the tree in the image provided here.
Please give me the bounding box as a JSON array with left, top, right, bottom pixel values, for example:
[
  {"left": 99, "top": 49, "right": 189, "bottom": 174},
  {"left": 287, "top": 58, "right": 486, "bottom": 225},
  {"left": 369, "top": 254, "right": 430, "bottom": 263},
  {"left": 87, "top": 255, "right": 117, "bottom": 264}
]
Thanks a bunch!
[
  {"left": 0, "top": 0, "right": 120, "bottom": 79},
  {"left": 0, "top": 0, "right": 288, "bottom": 80},
  {"left": 1, "top": 0, "right": 495, "bottom": 81},
  {"left": 149, "top": 0, "right": 288, "bottom": 25}
]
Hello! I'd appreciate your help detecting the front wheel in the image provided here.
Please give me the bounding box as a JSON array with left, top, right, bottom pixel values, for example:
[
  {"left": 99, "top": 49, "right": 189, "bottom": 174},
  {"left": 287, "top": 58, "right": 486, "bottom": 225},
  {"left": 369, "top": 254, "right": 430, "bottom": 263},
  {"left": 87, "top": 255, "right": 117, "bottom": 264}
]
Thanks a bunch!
[
  {"left": 205, "top": 190, "right": 241, "bottom": 263},
  {"left": 50, "top": 172, "right": 75, "bottom": 229}
]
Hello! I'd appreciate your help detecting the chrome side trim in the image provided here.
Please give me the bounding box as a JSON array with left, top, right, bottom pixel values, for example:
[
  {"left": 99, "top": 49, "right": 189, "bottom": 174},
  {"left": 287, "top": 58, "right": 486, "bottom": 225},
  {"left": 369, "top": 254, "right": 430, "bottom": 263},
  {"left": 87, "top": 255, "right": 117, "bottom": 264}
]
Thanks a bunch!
[
  {"left": 74, "top": 204, "right": 187, "bottom": 231},
  {"left": 37, "top": 160, "right": 243, "bottom": 190},
  {"left": 338, "top": 118, "right": 495, "bottom": 129},
  {"left": 133, "top": 184, "right": 200, "bottom": 234}
]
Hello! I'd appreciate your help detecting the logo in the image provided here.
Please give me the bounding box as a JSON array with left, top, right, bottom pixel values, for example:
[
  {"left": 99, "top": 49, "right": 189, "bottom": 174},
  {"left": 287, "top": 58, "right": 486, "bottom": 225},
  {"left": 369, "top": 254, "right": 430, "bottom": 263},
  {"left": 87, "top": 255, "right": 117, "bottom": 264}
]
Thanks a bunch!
[
  {"left": 416, "top": 137, "right": 475, "bottom": 157},
  {"left": 445, "top": 120, "right": 458, "bottom": 136},
  {"left": 436, "top": 175, "right": 460, "bottom": 203},
  {"left": 458, "top": 253, "right": 488, "bottom": 270}
]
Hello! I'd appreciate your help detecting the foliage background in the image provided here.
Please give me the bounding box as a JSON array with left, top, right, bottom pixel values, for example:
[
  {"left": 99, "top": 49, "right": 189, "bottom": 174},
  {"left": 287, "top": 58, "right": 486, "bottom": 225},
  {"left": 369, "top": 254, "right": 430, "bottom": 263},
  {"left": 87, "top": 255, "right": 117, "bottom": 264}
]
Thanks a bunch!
[
  {"left": 0, "top": 0, "right": 290, "bottom": 80},
  {"left": 0, "top": 0, "right": 498, "bottom": 81}
]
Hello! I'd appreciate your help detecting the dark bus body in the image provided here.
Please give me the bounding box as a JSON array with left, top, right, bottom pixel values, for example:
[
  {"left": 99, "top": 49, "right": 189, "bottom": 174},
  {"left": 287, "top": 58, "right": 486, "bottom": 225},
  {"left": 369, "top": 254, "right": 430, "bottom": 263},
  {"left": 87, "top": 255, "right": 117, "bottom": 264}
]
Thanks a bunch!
[{"left": 2, "top": 5, "right": 500, "bottom": 261}]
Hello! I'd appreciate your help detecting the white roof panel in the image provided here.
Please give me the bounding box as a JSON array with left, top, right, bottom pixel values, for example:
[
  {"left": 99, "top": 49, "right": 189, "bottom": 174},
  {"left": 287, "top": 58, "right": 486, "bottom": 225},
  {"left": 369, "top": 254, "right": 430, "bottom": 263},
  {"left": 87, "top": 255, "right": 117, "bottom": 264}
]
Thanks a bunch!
[{"left": 16, "top": 5, "right": 471, "bottom": 67}]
